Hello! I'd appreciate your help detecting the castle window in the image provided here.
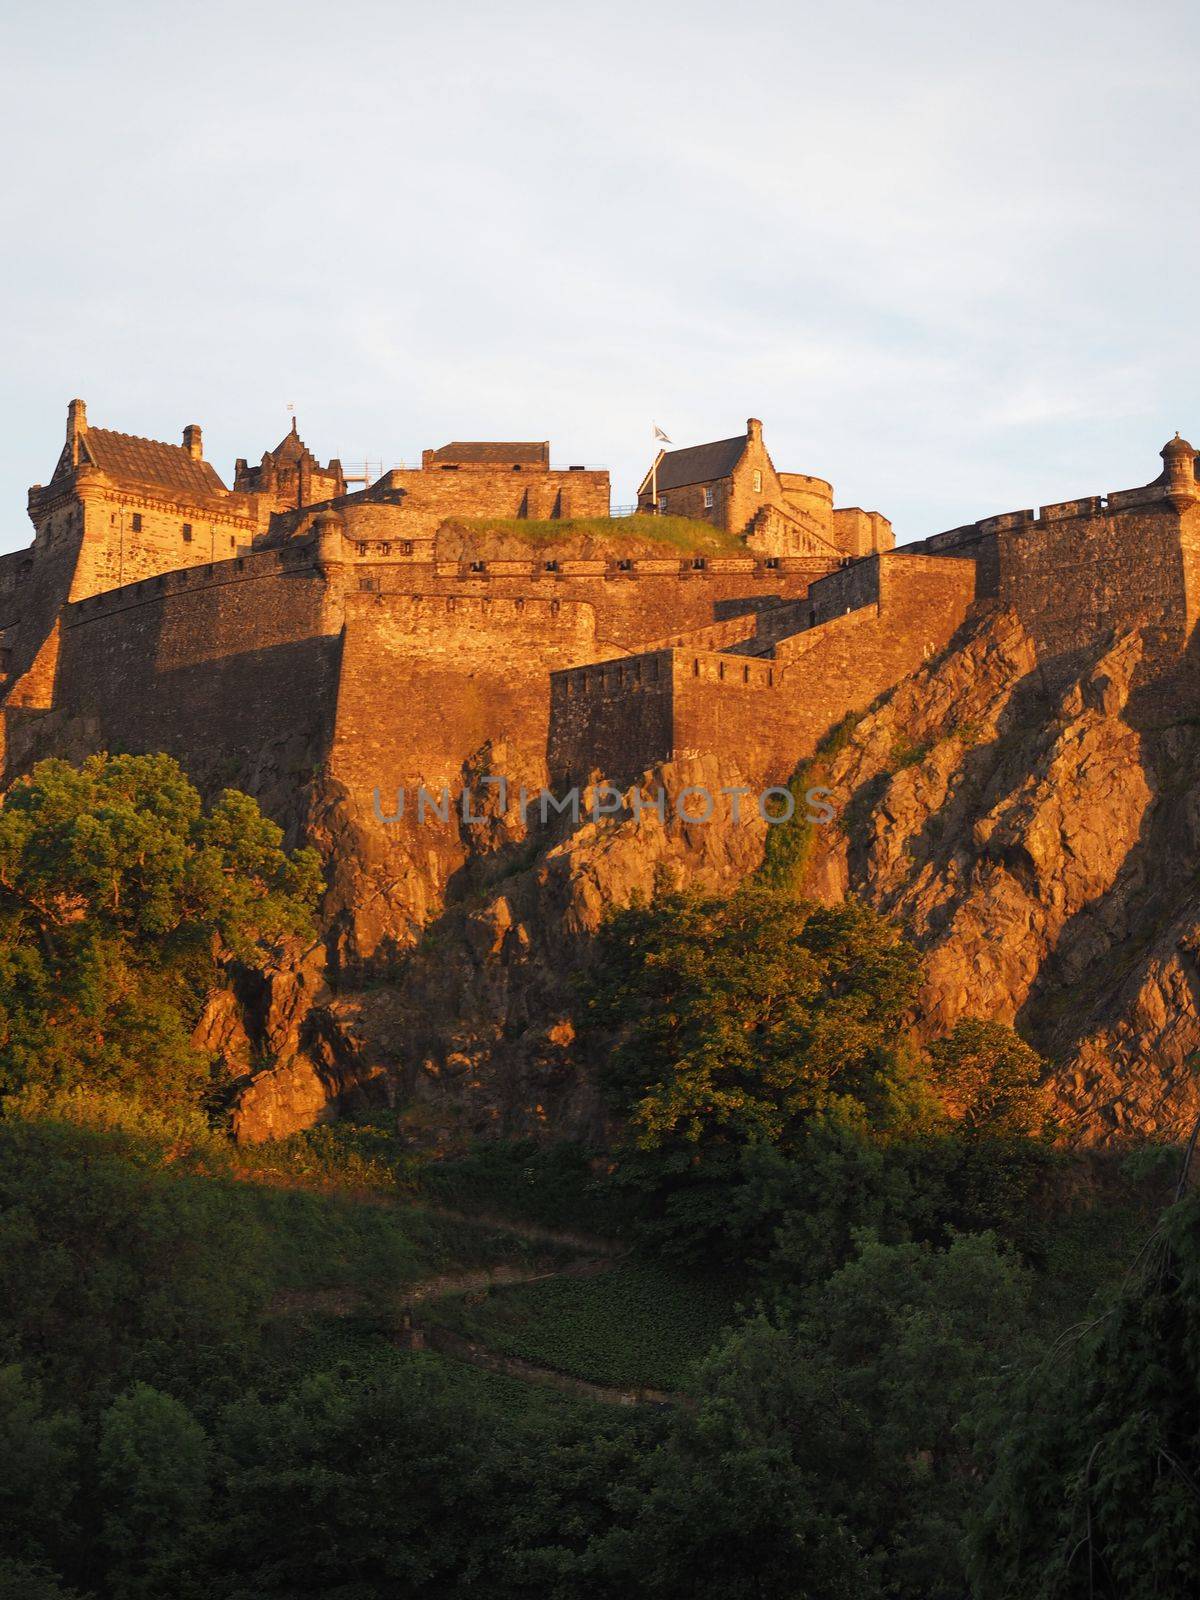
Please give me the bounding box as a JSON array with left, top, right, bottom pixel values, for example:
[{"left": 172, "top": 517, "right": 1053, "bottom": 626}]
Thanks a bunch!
[
  {"left": 470, "top": 560, "right": 486, "bottom": 572},
  {"left": 230, "top": 536, "right": 236, "bottom": 549},
  {"left": 658, "top": 495, "right": 667, "bottom": 513},
  {"left": 401, "top": 540, "right": 413, "bottom": 555},
  {"left": 182, "top": 523, "right": 193, "bottom": 542},
  {"left": 544, "top": 560, "right": 559, "bottom": 572},
  {"left": 617, "top": 558, "right": 632, "bottom": 571},
  {"left": 692, "top": 557, "right": 707, "bottom": 570},
  {"left": 764, "top": 556, "right": 779, "bottom": 569},
  {"left": 704, "top": 488, "right": 714, "bottom": 509},
  {"left": 357, "top": 543, "right": 367, "bottom": 556},
  {"left": 131, "top": 513, "right": 143, "bottom": 532},
  {"left": 752, "top": 470, "right": 763, "bottom": 493}
]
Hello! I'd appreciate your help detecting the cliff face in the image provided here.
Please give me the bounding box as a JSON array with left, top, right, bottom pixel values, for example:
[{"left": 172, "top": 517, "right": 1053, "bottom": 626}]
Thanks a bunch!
[
  {"left": 804, "top": 609, "right": 1200, "bottom": 1145},
  {"left": 231, "top": 605, "right": 1200, "bottom": 1149}
]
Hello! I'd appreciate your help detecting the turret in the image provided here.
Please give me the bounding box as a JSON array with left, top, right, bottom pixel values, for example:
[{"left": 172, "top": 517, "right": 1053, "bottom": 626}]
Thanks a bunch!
[
  {"left": 312, "top": 507, "right": 345, "bottom": 572},
  {"left": 1160, "top": 433, "right": 1198, "bottom": 511}
]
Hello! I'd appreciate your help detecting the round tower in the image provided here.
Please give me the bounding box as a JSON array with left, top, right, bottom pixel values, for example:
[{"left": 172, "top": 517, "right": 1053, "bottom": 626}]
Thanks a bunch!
[
  {"left": 1160, "top": 433, "right": 1198, "bottom": 511},
  {"left": 312, "top": 507, "right": 346, "bottom": 572}
]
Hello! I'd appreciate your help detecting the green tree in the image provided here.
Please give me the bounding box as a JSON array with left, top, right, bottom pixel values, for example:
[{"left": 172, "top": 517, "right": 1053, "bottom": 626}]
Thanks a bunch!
[
  {"left": 0, "top": 1117, "right": 267, "bottom": 1401},
  {"left": 694, "top": 1231, "right": 1034, "bottom": 1600},
  {"left": 928, "top": 1018, "right": 1050, "bottom": 1136},
  {"left": 0, "top": 753, "right": 320, "bottom": 1112},
  {"left": 972, "top": 1190, "right": 1200, "bottom": 1599},
  {"left": 588, "top": 1401, "right": 876, "bottom": 1599},
  {"left": 97, "top": 1384, "right": 212, "bottom": 1600},
  {"left": 588, "top": 887, "right": 923, "bottom": 1153},
  {"left": 0, "top": 1365, "right": 81, "bottom": 1575},
  {"left": 0, "top": 1558, "right": 83, "bottom": 1600}
]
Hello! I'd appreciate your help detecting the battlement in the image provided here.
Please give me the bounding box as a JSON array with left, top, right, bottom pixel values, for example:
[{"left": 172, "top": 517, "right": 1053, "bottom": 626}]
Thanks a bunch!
[
  {"left": 907, "top": 442, "right": 1200, "bottom": 674},
  {"left": 9, "top": 413, "right": 1200, "bottom": 909},
  {"left": 63, "top": 542, "right": 319, "bottom": 627},
  {"left": 549, "top": 552, "right": 977, "bottom": 786}
]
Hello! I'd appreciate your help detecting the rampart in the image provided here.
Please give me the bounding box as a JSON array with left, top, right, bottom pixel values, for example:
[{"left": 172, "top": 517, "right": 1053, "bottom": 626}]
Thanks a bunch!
[
  {"left": 3, "top": 544, "right": 338, "bottom": 808},
  {"left": 549, "top": 554, "right": 977, "bottom": 786},
  {"left": 330, "top": 590, "right": 615, "bottom": 811},
  {"left": 909, "top": 470, "right": 1200, "bottom": 676}
]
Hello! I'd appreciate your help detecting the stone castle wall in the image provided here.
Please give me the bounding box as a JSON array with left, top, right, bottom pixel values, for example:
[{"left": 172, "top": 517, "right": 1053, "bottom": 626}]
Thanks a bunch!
[
  {"left": 4, "top": 546, "right": 339, "bottom": 808},
  {"left": 910, "top": 477, "right": 1200, "bottom": 680},
  {"left": 368, "top": 464, "right": 610, "bottom": 534},
  {"left": 549, "top": 555, "right": 977, "bottom": 786}
]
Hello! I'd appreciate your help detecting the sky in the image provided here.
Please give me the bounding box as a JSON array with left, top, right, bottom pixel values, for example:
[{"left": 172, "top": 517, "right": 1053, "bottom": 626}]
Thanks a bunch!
[{"left": 1, "top": 0, "right": 1198, "bottom": 550}]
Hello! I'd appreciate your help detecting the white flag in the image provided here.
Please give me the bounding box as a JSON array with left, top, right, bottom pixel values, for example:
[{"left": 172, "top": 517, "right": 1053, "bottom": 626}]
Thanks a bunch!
[{"left": 653, "top": 424, "right": 672, "bottom": 443}]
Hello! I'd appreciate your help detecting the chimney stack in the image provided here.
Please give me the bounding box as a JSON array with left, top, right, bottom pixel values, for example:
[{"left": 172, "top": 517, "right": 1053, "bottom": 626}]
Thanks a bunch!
[
  {"left": 747, "top": 417, "right": 763, "bottom": 443},
  {"left": 182, "top": 424, "right": 203, "bottom": 460},
  {"left": 67, "top": 398, "right": 87, "bottom": 465}
]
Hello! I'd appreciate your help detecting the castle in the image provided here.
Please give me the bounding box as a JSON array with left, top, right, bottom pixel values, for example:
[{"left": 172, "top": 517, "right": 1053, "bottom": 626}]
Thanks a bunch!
[{"left": 5, "top": 400, "right": 1200, "bottom": 960}]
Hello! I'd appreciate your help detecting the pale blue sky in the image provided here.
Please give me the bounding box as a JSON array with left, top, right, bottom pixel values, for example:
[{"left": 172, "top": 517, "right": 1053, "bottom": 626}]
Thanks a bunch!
[{"left": 1, "top": 0, "right": 1197, "bottom": 550}]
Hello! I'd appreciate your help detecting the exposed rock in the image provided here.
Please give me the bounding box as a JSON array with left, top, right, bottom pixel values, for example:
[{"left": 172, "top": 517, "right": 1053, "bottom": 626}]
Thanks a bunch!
[{"left": 221, "top": 606, "right": 1200, "bottom": 1150}]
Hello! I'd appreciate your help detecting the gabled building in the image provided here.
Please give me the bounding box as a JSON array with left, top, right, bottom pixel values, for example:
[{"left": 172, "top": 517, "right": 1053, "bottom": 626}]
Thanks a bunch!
[
  {"left": 25, "top": 399, "right": 270, "bottom": 608},
  {"left": 234, "top": 418, "right": 345, "bottom": 512},
  {"left": 636, "top": 417, "right": 892, "bottom": 560}
]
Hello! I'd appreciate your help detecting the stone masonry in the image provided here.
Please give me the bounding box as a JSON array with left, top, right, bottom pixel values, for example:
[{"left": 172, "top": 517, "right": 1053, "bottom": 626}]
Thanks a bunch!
[{"left": 6, "top": 402, "right": 1200, "bottom": 966}]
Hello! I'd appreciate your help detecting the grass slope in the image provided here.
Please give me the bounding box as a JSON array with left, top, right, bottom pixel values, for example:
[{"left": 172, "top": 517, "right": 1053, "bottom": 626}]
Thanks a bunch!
[
  {"left": 458, "top": 513, "right": 746, "bottom": 556},
  {"left": 420, "top": 1259, "right": 742, "bottom": 1391}
]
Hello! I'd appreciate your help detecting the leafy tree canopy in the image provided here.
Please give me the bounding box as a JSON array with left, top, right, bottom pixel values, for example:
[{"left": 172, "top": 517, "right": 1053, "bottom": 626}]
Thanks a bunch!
[
  {"left": 0, "top": 753, "right": 320, "bottom": 1111},
  {"left": 586, "top": 886, "right": 924, "bottom": 1154},
  {"left": 928, "top": 1017, "right": 1050, "bottom": 1137},
  {"left": 973, "top": 1188, "right": 1200, "bottom": 1599}
]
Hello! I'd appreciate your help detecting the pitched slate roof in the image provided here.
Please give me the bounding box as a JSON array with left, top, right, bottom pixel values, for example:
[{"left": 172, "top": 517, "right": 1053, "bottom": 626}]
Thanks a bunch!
[
  {"left": 428, "top": 440, "right": 549, "bottom": 467},
  {"left": 74, "top": 428, "right": 228, "bottom": 497},
  {"left": 644, "top": 435, "right": 747, "bottom": 493}
]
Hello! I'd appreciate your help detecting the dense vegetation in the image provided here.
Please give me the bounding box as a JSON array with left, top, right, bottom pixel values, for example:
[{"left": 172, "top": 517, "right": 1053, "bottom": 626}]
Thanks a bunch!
[
  {"left": 0, "top": 755, "right": 1195, "bottom": 1597},
  {"left": 0, "top": 753, "right": 320, "bottom": 1114}
]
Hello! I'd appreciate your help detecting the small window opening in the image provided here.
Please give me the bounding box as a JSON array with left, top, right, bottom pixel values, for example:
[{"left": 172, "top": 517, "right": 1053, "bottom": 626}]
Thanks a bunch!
[{"left": 182, "top": 523, "right": 193, "bottom": 543}]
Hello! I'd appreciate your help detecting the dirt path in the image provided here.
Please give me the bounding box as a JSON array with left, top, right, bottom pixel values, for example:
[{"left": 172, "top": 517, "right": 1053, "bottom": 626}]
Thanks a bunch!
[
  {"left": 399, "top": 1252, "right": 612, "bottom": 1308},
  {"left": 399, "top": 1319, "right": 678, "bottom": 1408},
  {"left": 265, "top": 1197, "right": 676, "bottom": 1406},
  {"left": 418, "top": 1204, "right": 625, "bottom": 1259}
]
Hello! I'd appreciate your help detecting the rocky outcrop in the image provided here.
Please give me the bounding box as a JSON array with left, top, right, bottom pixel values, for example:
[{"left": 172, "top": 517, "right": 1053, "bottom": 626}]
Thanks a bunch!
[
  {"left": 804, "top": 610, "right": 1200, "bottom": 1144},
  {"left": 221, "top": 606, "right": 1200, "bottom": 1149},
  {"left": 327, "top": 753, "right": 771, "bottom": 1146}
]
